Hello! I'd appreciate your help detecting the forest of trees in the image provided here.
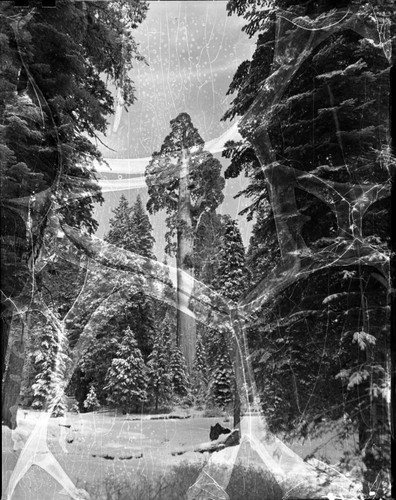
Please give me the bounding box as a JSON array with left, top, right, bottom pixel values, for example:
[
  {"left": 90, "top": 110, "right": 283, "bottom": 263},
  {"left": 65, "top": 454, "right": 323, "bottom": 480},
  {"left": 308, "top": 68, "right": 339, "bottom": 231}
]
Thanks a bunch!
[
  {"left": 1, "top": 0, "right": 149, "bottom": 427},
  {"left": 219, "top": 0, "right": 394, "bottom": 493},
  {"left": 1, "top": 0, "right": 393, "bottom": 497}
]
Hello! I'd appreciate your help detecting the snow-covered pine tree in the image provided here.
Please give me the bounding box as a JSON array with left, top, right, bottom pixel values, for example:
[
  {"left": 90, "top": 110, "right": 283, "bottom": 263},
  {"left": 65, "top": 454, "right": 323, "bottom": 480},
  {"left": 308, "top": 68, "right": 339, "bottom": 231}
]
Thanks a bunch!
[
  {"left": 211, "top": 216, "right": 250, "bottom": 302},
  {"left": 31, "top": 324, "right": 60, "bottom": 410},
  {"left": 208, "top": 216, "right": 250, "bottom": 408},
  {"left": 147, "top": 326, "right": 172, "bottom": 411},
  {"left": 192, "top": 335, "right": 209, "bottom": 405},
  {"left": 29, "top": 319, "right": 68, "bottom": 417},
  {"left": 104, "top": 193, "right": 156, "bottom": 259},
  {"left": 169, "top": 345, "right": 190, "bottom": 400},
  {"left": 78, "top": 333, "right": 121, "bottom": 405},
  {"left": 83, "top": 386, "right": 100, "bottom": 412},
  {"left": 210, "top": 352, "right": 234, "bottom": 410},
  {"left": 104, "top": 326, "right": 148, "bottom": 413},
  {"left": 130, "top": 194, "right": 156, "bottom": 259},
  {"left": 104, "top": 194, "right": 135, "bottom": 252},
  {"left": 93, "top": 192, "right": 157, "bottom": 380}
]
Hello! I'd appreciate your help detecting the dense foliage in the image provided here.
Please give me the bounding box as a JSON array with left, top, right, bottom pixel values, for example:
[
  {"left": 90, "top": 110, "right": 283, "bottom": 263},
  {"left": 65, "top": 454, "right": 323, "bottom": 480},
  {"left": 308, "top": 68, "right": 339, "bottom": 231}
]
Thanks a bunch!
[
  {"left": 2, "top": 3, "right": 392, "bottom": 496},
  {"left": 191, "top": 335, "right": 209, "bottom": 406},
  {"left": 71, "top": 194, "right": 158, "bottom": 405},
  {"left": 169, "top": 346, "right": 190, "bottom": 399},
  {"left": 223, "top": 0, "right": 393, "bottom": 492},
  {"left": 1, "top": 0, "right": 148, "bottom": 427},
  {"left": 105, "top": 194, "right": 156, "bottom": 259},
  {"left": 104, "top": 326, "right": 149, "bottom": 412},
  {"left": 146, "top": 325, "right": 173, "bottom": 411},
  {"left": 146, "top": 113, "right": 225, "bottom": 247}
]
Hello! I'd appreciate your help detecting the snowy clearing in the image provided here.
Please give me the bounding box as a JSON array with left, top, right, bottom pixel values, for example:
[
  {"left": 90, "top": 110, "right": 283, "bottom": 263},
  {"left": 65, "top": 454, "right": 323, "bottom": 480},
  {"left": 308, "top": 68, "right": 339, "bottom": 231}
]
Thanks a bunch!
[{"left": 2, "top": 409, "right": 358, "bottom": 500}]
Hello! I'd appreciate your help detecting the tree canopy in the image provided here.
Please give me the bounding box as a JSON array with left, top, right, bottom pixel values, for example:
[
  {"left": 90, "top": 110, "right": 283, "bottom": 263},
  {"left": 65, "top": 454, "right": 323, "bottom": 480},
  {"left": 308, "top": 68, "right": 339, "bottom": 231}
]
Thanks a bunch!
[
  {"left": 146, "top": 112, "right": 225, "bottom": 255},
  {"left": 105, "top": 194, "right": 156, "bottom": 259},
  {"left": 1, "top": 0, "right": 148, "bottom": 428},
  {"left": 222, "top": 0, "right": 393, "bottom": 493}
]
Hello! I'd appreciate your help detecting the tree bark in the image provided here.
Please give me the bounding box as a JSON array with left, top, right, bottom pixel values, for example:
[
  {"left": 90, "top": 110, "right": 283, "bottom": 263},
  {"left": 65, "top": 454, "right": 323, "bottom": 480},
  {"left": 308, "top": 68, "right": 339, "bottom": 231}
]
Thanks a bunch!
[
  {"left": 1, "top": 302, "right": 13, "bottom": 382},
  {"left": 176, "top": 149, "right": 196, "bottom": 374},
  {"left": 2, "top": 316, "right": 25, "bottom": 429},
  {"left": 2, "top": 191, "right": 52, "bottom": 428}
]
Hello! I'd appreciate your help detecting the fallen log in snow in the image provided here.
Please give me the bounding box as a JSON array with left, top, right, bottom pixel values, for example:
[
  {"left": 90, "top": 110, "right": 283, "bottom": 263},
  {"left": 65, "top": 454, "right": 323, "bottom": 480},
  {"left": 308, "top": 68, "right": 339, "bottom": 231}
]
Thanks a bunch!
[
  {"left": 172, "top": 429, "right": 239, "bottom": 456},
  {"left": 149, "top": 414, "right": 191, "bottom": 420}
]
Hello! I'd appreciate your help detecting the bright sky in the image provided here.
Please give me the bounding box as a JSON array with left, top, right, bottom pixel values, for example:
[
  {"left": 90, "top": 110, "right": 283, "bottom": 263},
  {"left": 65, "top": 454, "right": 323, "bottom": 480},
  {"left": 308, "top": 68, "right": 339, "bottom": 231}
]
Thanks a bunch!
[
  {"left": 99, "top": 1, "right": 255, "bottom": 158},
  {"left": 93, "top": 1, "right": 257, "bottom": 258}
]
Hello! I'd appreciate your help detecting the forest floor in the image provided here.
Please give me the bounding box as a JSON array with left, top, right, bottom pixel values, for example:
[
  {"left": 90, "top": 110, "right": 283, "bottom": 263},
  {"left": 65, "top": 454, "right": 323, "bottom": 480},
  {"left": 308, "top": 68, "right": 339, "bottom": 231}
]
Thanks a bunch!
[{"left": 2, "top": 408, "right": 358, "bottom": 500}]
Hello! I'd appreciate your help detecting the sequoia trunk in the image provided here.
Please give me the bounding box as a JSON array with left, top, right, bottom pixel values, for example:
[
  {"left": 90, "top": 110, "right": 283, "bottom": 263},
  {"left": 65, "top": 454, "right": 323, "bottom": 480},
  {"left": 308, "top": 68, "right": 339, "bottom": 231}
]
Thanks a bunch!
[{"left": 176, "top": 149, "right": 196, "bottom": 374}]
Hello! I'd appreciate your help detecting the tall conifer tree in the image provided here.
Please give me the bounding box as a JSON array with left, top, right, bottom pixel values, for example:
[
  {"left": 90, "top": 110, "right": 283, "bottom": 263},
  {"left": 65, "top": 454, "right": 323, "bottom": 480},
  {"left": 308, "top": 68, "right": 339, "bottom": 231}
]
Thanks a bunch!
[
  {"left": 130, "top": 194, "right": 156, "bottom": 259},
  {"left": 147, "top": 325, "right": 172, "bottom": 411},
  {"left": 76, "top": 194, "right": 157, "bottom": 404},
  {"left": 211, "top": 217, "right": 250, "bottom": 302},
  {"left": 223, "top": 0, "right": 393, "bottom": 490},
  {"left": 104, "top": 326, "right": 148, "bottom": 413},
  {"left": 105, "top": 194, "right": 156, "bottom": 258},
  {"left": 146, "top": 112, "right": 224, "bottom": 373},
  {"left": 169, "top": 346, "right": 190, "bottom": 399},
  {"left": 104, "top": 195, "right": 134, "bottom": 251},
  {"left": 104, "top": 193, "right": 157, "bottom": 358},
  {"left": 208, "top": 217, "right": 250, "bottom": 408}
]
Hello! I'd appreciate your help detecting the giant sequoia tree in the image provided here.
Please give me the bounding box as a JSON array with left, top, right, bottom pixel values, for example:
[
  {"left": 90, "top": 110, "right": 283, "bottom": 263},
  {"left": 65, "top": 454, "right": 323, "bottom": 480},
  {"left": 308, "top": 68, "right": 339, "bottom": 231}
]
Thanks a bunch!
[
  {"left": 1, "top": 0, "right": 148, "bottom": 428},
  {"left": 145, "top": 112, "right": 224, "bottom": 372},
  {"left": 223, "top": 0, "right": 394, "bottom": 493}
]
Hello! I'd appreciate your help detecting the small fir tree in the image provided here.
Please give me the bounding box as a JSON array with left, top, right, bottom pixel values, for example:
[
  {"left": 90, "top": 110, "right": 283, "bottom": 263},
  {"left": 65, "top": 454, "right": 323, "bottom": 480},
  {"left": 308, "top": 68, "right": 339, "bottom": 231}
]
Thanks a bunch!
[
  {"left": 169, "top": 346, "right": 190, "bottom": 399},
  {"left": 104, "top": 194, "right": 156, "bottom": 258},
  {"left": 100, "top": 194, "right": 157, "bottom": 364},
  {"left": 104, "top": 327, "right": 148, "bottom": 413},
  {"left": 211, "top": 216, "right": 250, "bottom": 302},
  {"left": 83, "top": 386, "right": 100, "bottom": 412},
  {"left": 78, "top": 334, "right": 121, "bottom": 405},
  {"left": 70, "top": 403, "right": 80, "bottom": 414},
  {"left": 192, "top": 336, "right": 209, "bottom": 404},
  {"left": 147, "top": 327, "right": 172, "bottom": 411},
  {"left": 210, "top": 352, "right": 234, "bottom": 409},
  {"left": 104, "top": 195, "right": 135, "bottom": 251}
]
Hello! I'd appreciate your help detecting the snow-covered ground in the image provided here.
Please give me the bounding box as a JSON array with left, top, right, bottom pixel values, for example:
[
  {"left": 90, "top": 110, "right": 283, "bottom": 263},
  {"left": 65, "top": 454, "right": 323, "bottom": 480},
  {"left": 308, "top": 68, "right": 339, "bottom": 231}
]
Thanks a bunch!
[{"left": 2, "top": 409, "right": 357, "bottom": 500}]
